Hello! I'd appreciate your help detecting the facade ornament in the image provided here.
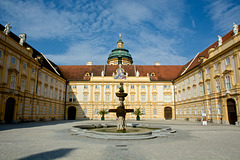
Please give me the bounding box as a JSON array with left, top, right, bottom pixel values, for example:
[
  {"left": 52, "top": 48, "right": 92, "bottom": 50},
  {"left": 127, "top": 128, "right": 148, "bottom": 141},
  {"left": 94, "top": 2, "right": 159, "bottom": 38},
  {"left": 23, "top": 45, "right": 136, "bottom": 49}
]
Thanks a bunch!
[
  {"left": 233, "top": 23, "right": 238, "bottom": 36},
  {"left": 19, "top": 33, "right": 26, "bottom": 45},
  {"left": 218, "top": 35, "right": 222, "bottom": 46},
  {"left": 101, "top": 70, "right": 104, "bottom": 77},
  {"left": 136, "top": 70, "right": 140, "bottom": 77},
  {"left": 4, "top": 23, "right": 12, "bottom": 35}
]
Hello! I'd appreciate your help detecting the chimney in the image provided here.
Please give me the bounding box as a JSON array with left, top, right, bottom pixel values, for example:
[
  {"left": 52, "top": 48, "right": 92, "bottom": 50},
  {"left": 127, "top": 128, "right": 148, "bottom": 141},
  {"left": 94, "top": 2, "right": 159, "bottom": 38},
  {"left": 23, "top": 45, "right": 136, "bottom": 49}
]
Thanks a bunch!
[
  {"left": 155, "top": 62, "right": 160, "bottom": 65},
  {"left": 86, "top": 61, "right": 93, "bottom": 65}
]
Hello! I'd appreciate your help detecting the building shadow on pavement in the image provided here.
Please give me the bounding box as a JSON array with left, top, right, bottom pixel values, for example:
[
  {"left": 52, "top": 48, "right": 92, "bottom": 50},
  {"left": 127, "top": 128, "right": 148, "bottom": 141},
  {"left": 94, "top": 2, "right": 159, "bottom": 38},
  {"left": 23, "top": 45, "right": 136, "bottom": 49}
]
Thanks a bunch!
[
  {"left": 18, "top": 148, "right": 76, "bottom": 160},
  {"left": 0, "top": 120, "right": 81, "bottom": 131}
]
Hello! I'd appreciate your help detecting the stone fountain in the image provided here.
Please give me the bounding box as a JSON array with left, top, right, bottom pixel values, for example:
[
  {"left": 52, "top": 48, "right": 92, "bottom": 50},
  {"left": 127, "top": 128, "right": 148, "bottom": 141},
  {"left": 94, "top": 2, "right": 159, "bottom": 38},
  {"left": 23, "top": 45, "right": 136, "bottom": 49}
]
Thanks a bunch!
[{"left": 109, "top": 82, "right": 134, "bottom": 131}]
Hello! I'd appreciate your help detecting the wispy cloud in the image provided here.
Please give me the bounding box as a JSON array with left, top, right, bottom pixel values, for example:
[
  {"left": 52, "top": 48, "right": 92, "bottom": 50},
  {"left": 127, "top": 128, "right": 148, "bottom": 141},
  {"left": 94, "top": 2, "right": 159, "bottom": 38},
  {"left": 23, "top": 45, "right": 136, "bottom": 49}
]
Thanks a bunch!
[
  {"left": 205, "top": 0, "right": 240, "bottom": 34},
  {"left": 0, "top": 0, "right": 191, "bottom": 65}
]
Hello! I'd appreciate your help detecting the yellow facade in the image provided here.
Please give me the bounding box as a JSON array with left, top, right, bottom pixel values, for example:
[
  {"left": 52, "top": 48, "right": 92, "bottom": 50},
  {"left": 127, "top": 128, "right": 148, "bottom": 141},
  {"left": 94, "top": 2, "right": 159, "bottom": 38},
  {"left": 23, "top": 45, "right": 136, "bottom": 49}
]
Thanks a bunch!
[
  {"left": 66, "top": 76, "right": 174, "bottom": 120},
  {"left": 0, "top": 28, "right": 66, "bottom": 123},
  {"left": 174, "top": 31, "right": 240, "bottom": 124},
  {"left": 1, "top": 23, "right": 240, "bottom": 125}
]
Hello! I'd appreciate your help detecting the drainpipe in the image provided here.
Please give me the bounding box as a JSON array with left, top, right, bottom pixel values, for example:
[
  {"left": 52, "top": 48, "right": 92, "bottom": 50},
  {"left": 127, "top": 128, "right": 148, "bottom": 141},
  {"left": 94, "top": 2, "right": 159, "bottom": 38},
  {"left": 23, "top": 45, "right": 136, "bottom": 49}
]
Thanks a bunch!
[{"left": 64, "top": 80, "right": 68, "bottom": 120}]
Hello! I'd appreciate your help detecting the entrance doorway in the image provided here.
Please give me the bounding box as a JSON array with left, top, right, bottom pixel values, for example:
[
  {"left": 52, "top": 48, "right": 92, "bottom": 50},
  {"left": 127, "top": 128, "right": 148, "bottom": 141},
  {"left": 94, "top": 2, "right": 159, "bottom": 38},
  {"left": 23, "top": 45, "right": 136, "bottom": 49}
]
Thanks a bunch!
[
  {"left": 164, "top": 107, "right": 172, "bottom": 120},
  {"left": 227, "top": 99, "right": 237, "bottom": 125},
  {"left": 5, "top": 98, "right": 15, "bottom": 123},
  {"left": 68, "top": 106, "right": 76, "bottom": 120}
]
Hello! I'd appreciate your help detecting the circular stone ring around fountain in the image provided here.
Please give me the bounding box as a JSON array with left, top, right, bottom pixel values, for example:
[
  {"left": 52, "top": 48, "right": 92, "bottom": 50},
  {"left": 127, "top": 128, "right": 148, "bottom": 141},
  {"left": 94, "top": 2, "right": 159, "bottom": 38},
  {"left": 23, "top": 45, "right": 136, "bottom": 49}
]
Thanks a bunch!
[{"left": 69, "top": 123, "right": 176, "bottom": 140}]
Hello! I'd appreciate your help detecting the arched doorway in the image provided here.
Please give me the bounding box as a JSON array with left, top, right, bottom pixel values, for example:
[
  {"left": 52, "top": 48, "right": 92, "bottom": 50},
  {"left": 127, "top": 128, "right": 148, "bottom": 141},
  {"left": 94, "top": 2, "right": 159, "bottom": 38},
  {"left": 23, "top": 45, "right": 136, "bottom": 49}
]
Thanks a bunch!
[
  {"left": 5, "top": 98, "right": 15, "bottom": 123},
  {"left": 227, "top": 99, "right": 237, "bottom": 125},
  {"left": 164, "top": 107, "right": 172, "bottom": 120},
  {"left": 68, "top": 106, "right": 76, "bottom": 120}
]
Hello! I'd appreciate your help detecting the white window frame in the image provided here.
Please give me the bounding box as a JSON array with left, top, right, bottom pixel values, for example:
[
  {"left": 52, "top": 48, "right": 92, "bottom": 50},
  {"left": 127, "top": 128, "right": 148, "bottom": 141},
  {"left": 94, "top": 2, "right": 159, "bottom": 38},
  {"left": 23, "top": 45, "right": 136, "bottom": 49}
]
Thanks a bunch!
[
  {"left": 11, "top": 56, "right": 16, "bottom": 64},
  {"left": 225, "top": 75, "right": 231, "bottom": 90},
  {"left": 10, "top": 75, "right": 16, "bottom": 89},
  {"left": 225, "top": 57, "right": 230, "bottom": 65},
  {"left": 141, "top": 94, "right": 145, "bottom": 102},
  {"left": 105, "top": 94, "right": 110, "bottom": 102},
  {"left": 84, "top": 94, "right": 88, "bottom": 102},
  {"left": 153, "top": 95, "right": 157, "bottom": 102},
  {"left": 216, "top": 79, "right": 221, "bottom": 93}
]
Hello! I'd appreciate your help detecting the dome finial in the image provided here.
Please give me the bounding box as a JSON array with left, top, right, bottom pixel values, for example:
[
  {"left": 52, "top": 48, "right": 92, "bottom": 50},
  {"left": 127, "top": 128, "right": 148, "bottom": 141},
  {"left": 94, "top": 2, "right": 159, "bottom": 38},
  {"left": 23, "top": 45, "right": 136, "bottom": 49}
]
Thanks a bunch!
[{"left": 119, "top": 34, "right": 121, "bottom": 39}]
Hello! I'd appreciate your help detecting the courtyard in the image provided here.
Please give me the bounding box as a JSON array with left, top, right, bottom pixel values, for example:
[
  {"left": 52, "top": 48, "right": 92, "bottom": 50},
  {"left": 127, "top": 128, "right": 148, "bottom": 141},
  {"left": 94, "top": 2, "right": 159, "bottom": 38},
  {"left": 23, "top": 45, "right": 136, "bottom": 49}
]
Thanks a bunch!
[{"left": 0, "top": 120, "right": 240, "bottom": 160}]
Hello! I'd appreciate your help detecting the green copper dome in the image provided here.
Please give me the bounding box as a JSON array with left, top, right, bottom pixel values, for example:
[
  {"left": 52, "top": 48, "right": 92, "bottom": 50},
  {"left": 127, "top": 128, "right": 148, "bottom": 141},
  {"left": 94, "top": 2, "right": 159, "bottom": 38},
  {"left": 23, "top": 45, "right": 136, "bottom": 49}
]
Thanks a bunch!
[{"left": 107, "top": 36, "right": 133, "bottom": 63}]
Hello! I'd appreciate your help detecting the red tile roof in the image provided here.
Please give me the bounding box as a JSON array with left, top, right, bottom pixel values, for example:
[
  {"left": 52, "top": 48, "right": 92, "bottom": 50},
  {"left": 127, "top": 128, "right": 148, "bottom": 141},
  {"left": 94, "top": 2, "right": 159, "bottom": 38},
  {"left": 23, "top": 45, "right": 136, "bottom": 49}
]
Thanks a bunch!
[
  {"left": 58, "top": 65, "right": 183, "bottom": 81},
  {"left": 181, "top": 24, "right": 240, "bottom": 75}
]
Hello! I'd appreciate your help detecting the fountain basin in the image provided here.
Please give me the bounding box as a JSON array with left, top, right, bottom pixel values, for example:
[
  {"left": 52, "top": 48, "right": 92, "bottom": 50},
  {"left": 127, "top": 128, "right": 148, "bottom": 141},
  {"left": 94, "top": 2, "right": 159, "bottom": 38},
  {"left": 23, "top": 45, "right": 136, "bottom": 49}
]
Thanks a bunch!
[{"left": 70, "top": 123, "right": 176, "bottom": 140}]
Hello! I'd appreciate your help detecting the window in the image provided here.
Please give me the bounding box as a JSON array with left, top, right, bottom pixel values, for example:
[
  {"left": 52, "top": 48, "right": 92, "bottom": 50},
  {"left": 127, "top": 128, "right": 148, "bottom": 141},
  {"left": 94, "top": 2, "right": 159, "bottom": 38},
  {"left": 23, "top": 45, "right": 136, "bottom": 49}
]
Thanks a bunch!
[
  {"left": 188, "top": 89, "right": 191, "bottom": 98},
  {"left": 225, "top": 57, "right": 230, "bottom": 65},
  {"left": 43, "top": 106, "right": 46, "bottom": 114},
  {"left": 216, "top": 79, "right": 221, "bottom": 93},
  {"left": 11, "top": 56, "right": 16, "bottom": 64},
  {"left": 106, "top": 85, "right": 110, "bottom": 89},
  {"left": 44, "top": 87, "right": 47, "bottom": 97},
  {"left": 153, "top": 85, "right": 156, "bottom": 89},
  {"left": 59, "top": 92, "right": 62, "bottom": 101},
  {"left": 21, "top": 79, "right": 25, "bottom": 92},
  {"left": 106, "top": 94, "right": 110, "bottom": 102},
  {"left": 84, "top": 85, "right": 88, "bottom": 89},
  {"left": 164, "top": 85, "right": 168, "bottom": 89},
  {"left": 95, "top": 109, "right": 98, "bottom": 115},
  {"left": 71, "top": 85, "right": 76, "bottom": 89},
  {"left": 10, "top": 75, "right": 16, "bottom": 90},
  {"left": 131, "top": 95, "right": 134, "bottom": 102},
  {"left": 32, "top": 67, "right": 35, "bottom": 73},
  {"left": 95, "top": 94, "right": 99, "bottom": 102},
  {"left": 54, "top": 107, "right": 56, "bottom": 114},
  {"left": 116, "top": 85, "right": 120, "bottom": 89},
  {"left": 69, "top": 94, "right": 76, "bottom": 102},
  {"left": 141, "top": 85, "right": 145, "bottom": 89},
  {"left": 218, "top": 104, "right": 222, "bottom": 114},
  {"left": 36, "top": 105, "right": 39, "bottom": 114},
  {"left": 206, "top": 68, "right": 209, "bottom": 74},
  {"left": 141, "top": 95, "right": 145, "bottom": 102},
  {"left": 153, "top": 109, "right": 157, "bottom": 115},
  {"left": 30, "top": 82, "right": 34, "bottom": 94},
  {"left": 193, "top": 74, "right": 196, "bottom": 81},
  {"left": 37, "top": 84, "right": 41, "bottom": 96},
  {"left": 164, "top": 95, "right": 171, "bottom": 102},
  {"left": 45, "top": 75, "right": 48, "bottom": 81},
  {"left": 214, "top": 63, "right": 219, "bottom": 70},
  {"left": 131, "top": 85, "right": 134, "bottom": 89},
  {"left": 95, "top": 85, "right": 99, "bottom": 89},
  {"left": 200, "top": 85, "right": 204, "bottom": 96},
  {"left": 153, "top": 95, "right": 156, "bottom": 102},
  {"left": 29, "top": 104, "right": 32, "bottom": 114},
  {"left": 199, "top": 71, "right": 202, "bottom": 77},
  {"left": 49, "top": 106, "right": 52, "bottom": 114},
  {"left": 0, "top": 50, "right": 2, "bottom": 58},
  {"left": 84, "top": 94, "right": 88, "bottom": 102},
  {"left": 50, "top": 88, "right": 53, "bottom": 98},
  {"left": 142, "top": 108, "right": 145, "bottom": 115},
  {"left": 225, "top": 75, "right": 231, "bottom": 90},
  {"left": 23, "top": 62, "right": 27, "bottom": 70},
  {"left": 19, "top": 103, "right": 23, "bottom": 114},
  {"left": 207, "top": 83, "right": 211, "bottom": 94},
  {"left": 84, "top": 108, "right": 87, "bottom": 114}
]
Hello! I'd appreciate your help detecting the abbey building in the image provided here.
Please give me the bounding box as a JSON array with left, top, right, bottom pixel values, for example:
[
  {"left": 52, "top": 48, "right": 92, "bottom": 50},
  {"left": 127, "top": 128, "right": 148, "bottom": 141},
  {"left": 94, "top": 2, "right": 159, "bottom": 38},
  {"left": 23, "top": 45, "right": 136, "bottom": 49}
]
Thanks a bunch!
[{"left": 0, "top": 23, "right": 240, "bottom": 125}]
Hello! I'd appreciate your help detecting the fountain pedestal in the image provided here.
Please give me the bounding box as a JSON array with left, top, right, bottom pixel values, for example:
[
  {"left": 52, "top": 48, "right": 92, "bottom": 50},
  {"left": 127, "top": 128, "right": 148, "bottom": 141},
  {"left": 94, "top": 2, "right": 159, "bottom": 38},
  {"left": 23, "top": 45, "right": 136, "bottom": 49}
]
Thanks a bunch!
[{"left": 109, "top": 82, "right": 134, "bottom": 131}]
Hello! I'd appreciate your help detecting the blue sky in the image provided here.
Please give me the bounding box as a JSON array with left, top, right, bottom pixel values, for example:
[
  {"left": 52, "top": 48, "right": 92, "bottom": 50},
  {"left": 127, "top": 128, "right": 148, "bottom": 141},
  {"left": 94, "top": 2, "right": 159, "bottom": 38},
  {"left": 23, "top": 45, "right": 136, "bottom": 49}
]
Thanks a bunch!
[{"left": 0, "top": 0, "right": 240, "bottom": 65}]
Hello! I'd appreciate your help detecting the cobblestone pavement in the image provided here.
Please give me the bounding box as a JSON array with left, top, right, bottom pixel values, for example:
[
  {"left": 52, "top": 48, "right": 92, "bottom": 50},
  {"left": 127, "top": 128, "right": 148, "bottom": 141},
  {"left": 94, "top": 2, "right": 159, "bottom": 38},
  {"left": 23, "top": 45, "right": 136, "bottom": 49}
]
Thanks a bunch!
[{"left": 0, "top": 120, "right": 240, "bottom": 160}]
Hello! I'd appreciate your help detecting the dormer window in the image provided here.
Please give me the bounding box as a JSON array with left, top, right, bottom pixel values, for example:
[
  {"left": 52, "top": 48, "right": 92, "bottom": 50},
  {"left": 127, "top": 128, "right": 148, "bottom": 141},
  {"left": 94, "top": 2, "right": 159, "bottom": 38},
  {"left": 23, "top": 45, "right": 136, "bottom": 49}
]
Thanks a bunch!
[
  {"left": 85, "top": 72, "right": 90, "bottom": 76},
  {"left": 150, "top": 72, "right": 156, "bottom": 77}
]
